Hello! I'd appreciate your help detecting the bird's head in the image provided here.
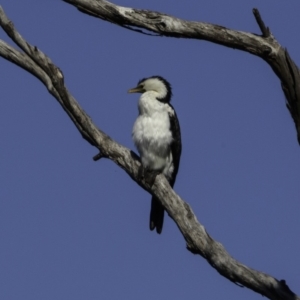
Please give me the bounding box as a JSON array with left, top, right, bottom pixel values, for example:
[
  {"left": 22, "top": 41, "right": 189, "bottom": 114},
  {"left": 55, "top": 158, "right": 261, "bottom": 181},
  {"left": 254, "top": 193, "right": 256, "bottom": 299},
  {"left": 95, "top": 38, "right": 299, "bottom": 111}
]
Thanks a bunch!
[{"left": 128, "top": 76, "right": 172, "bottom": 103}]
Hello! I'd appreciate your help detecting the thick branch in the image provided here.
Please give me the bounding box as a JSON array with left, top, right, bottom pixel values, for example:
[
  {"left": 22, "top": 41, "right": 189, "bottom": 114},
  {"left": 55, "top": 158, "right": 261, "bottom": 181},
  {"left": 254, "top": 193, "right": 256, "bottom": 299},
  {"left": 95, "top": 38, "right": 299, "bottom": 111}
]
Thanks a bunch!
[
  {"left": 63, "top": 0, "right": 300, "bottom": 144},
  {"left": 0, "top": 6, "right": 298, "bottom": 300}
]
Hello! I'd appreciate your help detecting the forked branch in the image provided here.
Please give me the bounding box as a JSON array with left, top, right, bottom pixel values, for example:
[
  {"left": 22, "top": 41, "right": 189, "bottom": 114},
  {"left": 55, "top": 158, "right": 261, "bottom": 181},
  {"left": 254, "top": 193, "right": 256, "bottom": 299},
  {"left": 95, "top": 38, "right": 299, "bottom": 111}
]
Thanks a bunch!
[
  {"left": 63, "top": 0, "right": 300, "bottom": 144},
  {"left": 0, "top": 5, "right": 298, "bottom": 300}
]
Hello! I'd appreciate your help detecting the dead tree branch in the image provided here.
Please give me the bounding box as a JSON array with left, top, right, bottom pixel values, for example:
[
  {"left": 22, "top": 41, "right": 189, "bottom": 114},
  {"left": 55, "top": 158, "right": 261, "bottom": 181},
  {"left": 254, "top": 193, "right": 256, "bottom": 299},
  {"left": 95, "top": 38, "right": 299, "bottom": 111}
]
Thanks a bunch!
[
  {"left": 63, "top": 0, "right": 300, "bottom": 145},
  {"left": 0, "top": 5, "right": 298, "bottom": 300}
]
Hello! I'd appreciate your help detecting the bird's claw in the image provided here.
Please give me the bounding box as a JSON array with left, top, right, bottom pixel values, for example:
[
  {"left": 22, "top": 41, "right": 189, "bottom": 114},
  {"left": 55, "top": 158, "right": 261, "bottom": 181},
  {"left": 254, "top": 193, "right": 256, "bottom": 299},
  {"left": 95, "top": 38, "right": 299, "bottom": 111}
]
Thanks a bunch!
[
  {"left": 145, "top": 169, "right": 160, "bottom": 187},
  {"left": 137, "top": 165, "right": 145, "bottom": 180},
  {"left": 138, "top": 165, "right": 160, "bottom": 187}
]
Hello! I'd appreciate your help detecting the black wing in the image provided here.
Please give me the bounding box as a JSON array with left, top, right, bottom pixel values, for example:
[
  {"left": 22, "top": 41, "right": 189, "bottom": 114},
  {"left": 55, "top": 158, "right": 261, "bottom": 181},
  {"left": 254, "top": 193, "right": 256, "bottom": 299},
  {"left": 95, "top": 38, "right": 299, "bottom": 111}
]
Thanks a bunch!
[
  {"left": 168, "top": 103, "right": 182, "bottom": 187},
  {"left": 149, "top": 103, "right": 182, "bottom": 234}
]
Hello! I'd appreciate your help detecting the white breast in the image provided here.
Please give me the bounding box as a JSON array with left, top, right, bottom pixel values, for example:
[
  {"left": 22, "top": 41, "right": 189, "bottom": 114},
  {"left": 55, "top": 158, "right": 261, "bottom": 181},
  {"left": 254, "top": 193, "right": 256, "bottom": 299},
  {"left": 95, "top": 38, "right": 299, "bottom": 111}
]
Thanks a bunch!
[{"left": 132, "top": 92, "right": 174, "bottom": 177}]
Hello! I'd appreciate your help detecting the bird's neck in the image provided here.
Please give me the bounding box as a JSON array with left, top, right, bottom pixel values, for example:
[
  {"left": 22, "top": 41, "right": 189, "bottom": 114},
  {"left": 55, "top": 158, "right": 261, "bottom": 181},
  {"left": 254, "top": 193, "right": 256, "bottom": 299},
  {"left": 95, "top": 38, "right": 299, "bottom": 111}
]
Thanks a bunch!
[{"left": 138, "top": 92, "right": 165, "bottom": 116}]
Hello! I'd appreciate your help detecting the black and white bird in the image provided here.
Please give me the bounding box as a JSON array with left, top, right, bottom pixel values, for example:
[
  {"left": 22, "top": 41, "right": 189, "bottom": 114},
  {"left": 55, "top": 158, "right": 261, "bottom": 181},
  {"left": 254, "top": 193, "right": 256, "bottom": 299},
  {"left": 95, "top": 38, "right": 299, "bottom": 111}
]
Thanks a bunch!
[{"left": 128, "top": 76, "right": 182, "bottom": 234}]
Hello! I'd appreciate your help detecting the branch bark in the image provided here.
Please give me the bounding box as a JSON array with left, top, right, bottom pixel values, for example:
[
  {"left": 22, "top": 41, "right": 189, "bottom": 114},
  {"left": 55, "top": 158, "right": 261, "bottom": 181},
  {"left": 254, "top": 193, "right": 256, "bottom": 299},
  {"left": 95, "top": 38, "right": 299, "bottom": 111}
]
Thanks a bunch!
[
  {"left": 63, "top": 0, "right": 300, "bottom": 145},
  {"left": 0, "top": 5, "right": 299, "bottom": 300}
]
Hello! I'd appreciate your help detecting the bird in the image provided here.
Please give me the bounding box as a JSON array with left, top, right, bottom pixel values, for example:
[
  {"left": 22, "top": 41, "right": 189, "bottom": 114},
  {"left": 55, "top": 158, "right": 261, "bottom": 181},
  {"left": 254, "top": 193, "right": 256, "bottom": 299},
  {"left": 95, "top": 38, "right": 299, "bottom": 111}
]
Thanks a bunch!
[{"left": 128, "top": 76, "right": 182, "bottom": 234}]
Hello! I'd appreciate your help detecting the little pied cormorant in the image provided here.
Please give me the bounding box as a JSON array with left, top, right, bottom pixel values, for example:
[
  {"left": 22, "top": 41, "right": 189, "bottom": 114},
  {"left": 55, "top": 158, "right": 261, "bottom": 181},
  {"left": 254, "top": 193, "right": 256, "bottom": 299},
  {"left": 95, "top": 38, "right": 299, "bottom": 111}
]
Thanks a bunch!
[{"left": 128, "top": 76, "right": 182, "bottom": 234}]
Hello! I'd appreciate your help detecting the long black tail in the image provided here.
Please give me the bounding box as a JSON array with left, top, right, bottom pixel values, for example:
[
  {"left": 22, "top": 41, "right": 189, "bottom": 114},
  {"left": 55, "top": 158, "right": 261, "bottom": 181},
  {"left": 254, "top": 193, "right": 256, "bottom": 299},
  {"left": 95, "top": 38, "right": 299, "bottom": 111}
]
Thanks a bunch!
[{"left": 149, "top": 196, "right": 164, "bottom": 234}]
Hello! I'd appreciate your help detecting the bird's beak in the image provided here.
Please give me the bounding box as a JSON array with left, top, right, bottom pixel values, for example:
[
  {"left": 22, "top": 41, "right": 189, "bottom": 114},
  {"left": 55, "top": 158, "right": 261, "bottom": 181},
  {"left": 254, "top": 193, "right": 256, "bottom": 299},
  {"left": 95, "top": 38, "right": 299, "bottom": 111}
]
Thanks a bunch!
[{"left": 128, "top": 86, "right": 145, "bottom": 93}]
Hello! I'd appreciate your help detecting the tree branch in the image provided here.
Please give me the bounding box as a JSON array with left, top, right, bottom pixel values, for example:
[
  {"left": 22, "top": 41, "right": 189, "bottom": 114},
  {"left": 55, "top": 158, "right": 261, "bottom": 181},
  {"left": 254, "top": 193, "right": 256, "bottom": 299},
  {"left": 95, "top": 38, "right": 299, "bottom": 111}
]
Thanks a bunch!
[
  {"left": 0, "top": 6, "right": 298, "bottom": 300},
  {"left": 63, "top": 0, "right": 300, "bottom": 145},
  {"left": 252, "top": 8, "right": 270, "bottom": 38}
]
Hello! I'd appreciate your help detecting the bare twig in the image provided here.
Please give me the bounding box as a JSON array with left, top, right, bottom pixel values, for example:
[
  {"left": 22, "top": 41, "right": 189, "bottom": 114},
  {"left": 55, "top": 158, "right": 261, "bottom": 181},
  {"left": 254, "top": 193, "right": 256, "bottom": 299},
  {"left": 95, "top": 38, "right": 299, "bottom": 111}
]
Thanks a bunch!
[
  {"left": 253, "top": 8, "right": 271, "bottom": 37},
  {"left": 0, "top": 5, "right": 299, "bottom": 300},
  {"left": 93, "top": 152, "right": 107, "bottom": 161}
]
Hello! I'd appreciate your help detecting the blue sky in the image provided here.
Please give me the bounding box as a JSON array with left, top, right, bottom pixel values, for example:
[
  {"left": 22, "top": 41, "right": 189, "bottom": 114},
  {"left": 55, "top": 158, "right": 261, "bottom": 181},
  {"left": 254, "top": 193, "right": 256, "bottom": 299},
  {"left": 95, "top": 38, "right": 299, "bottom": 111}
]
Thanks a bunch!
[{"left": 0, "top": 1, "right": 299, "bottom": 299}]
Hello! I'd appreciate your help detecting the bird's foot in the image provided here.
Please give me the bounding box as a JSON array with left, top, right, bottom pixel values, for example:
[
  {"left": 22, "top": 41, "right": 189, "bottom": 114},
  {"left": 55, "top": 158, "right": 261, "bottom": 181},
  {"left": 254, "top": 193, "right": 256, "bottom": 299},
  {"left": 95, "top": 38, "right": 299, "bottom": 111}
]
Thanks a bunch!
[
  {"left": 145, "top": 169, "right": 160, "bottom": 187},
  {"left": 137, "top": 165, "right": 160, "bottom": 187},
  {"left": 137, "top": 165, "right": 145, "bottom": 180}
]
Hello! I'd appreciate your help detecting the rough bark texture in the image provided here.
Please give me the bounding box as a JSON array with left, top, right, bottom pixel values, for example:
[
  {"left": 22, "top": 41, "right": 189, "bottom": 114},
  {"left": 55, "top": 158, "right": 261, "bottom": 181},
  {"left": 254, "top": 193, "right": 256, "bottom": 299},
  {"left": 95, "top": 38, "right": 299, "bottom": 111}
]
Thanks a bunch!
[
  {"left": 0, "top": 4, "right": 299, "bottom": 300},
  {"left": 63, "top": 0, "right": 300, "bottom": 144}
]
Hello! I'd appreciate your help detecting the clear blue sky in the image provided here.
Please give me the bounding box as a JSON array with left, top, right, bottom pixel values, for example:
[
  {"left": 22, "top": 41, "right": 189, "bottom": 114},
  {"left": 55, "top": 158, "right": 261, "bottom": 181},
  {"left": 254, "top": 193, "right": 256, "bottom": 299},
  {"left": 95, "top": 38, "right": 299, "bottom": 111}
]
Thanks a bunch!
[{"left": 0, "top": 1, "right": 299, "bottom": 299}]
